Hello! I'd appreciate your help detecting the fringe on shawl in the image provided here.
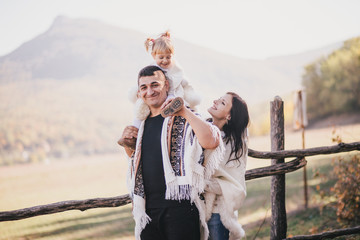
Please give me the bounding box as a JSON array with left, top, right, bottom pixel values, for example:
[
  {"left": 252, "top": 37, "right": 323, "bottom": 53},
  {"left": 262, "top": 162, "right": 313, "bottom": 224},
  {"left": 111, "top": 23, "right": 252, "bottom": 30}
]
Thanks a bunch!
[
  {"left": 160, "top": 117, "right": 186, "bottom": 200},
  {"left": 183, "top": 123, "right": 206, "bottom": 200},
  {"left": 204, "top": 192, "right": 217, "bottom": 221},
  {"left": 185, "top": 121, "right": 224, "bottom": 201},
  {"left": 161, "top": 116, "right": 208, "bottom": 201},
  {"left": 191, "top": 164, "right": 205, "bottom": 200},
  {"left": 217, "top": 196, "right": 245, "bottom": 240},
  {"left": 164, "top": 179, "right": 192, "bottom": 200},
  {"left": 194, "top": 195, "right": 210, "bottom": 240},
  {"left": 132, "top": 195, "right": 151, "bottom": 240},
  {"left": 126, "top": 156, "right": 134, "bottom": 198},
  {"left": 203, "top": 124, "right": 225, "bottom": 180},
  {"left": 204, "top": 193, "right": 245, "bottom": 239},
  {"left": 164, "top": 174, "right": 181, "bottom": 200}
]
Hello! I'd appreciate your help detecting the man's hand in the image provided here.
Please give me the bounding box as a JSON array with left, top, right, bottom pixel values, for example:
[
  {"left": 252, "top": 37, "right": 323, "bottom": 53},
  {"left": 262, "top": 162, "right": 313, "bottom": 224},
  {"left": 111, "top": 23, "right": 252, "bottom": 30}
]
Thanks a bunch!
[
  {"left": 118, "top": 125, "right": 138, "bottom": 157},
  {"left": 121, "top": 125, "right": 138, "bottom": 140}
]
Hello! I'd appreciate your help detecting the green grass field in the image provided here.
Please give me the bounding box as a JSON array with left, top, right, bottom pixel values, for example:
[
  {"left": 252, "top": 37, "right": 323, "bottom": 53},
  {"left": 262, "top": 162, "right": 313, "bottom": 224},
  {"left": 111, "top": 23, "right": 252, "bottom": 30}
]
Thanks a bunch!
[{"left": 1, "top": 124, "right": 359, "bottom": 240}]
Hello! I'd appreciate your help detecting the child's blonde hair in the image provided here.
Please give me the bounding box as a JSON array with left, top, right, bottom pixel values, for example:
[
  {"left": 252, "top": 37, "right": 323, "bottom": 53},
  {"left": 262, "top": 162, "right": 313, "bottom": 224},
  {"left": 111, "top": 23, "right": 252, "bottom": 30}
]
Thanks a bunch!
[{"left": 144, "top": 31, "right": 174, "bottom": 55}]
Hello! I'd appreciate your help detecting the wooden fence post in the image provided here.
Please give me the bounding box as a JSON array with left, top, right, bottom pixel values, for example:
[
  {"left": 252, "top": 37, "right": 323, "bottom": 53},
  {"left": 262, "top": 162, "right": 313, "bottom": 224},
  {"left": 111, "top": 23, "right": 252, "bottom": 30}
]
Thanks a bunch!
[
  {"left": 298, "top": 90, "right": 309, "bottom": 209},
  {"left": 270, "top": 96, "right": 287, "bottom": 240}
]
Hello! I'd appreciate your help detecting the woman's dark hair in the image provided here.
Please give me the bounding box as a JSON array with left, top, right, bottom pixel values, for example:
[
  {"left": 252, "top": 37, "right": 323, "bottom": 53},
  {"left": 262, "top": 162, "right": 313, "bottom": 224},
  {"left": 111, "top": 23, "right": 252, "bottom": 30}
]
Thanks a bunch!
[{"left": 222, "top": 92, "right": 250, "bottom": 164}]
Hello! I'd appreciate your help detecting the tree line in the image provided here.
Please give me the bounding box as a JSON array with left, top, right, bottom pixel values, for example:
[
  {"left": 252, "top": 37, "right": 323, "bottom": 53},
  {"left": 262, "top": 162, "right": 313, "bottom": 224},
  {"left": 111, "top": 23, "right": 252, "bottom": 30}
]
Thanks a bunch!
[{"left": 302, "top": 37, "right": 360, "bottom": 120}]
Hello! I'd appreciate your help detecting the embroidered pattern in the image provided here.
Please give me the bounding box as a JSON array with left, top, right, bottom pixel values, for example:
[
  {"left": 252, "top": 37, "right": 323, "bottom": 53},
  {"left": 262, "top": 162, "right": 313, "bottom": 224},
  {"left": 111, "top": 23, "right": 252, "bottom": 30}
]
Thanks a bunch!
[
  {"left": 134, "top": 161, "right": 145, "bottom": 198},
  {"left": 170, "top": 116, "right": 187, "bottom": 176}
]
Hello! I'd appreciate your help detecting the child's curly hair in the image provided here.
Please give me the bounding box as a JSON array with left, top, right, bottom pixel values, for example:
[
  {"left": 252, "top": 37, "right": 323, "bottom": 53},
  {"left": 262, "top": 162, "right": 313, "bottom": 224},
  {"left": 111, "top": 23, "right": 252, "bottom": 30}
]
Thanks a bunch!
[{"left": 144, "top": 31, "right": 174, "bottom": 55}]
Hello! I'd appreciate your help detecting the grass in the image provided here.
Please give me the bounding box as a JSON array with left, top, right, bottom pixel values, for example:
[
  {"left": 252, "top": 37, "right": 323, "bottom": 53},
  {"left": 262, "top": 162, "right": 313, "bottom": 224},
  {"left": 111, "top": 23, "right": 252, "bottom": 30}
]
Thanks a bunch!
[
  {"left": 1, "top": 208, "right": 134, "bottom": 240},
  {"left": 244, "top": 206, "right": 360, "bottom": 240},
  {"left": 0, "top": 124, "right": 359, "bottom": 239}
]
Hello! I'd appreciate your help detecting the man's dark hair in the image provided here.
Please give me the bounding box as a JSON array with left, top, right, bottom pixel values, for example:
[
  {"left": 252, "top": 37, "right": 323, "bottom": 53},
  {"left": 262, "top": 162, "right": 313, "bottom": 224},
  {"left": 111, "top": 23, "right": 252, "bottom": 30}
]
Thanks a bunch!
[{"left": 138, "top": 65, "right": 168, "bottom": 84}]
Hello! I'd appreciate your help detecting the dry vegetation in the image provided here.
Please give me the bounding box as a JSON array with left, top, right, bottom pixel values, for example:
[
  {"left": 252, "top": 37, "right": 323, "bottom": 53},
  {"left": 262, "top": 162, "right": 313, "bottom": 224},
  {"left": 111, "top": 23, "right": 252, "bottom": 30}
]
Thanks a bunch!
[{"left": 0, "top": 123, "right": 359, "bottom": 239}]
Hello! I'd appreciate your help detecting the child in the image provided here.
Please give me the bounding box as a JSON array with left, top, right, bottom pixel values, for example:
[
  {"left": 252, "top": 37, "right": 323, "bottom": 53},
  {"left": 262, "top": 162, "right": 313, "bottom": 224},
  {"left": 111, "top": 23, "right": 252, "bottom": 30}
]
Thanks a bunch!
[{"left": 119, "top": 31, "right": 201, "bottom": 149}]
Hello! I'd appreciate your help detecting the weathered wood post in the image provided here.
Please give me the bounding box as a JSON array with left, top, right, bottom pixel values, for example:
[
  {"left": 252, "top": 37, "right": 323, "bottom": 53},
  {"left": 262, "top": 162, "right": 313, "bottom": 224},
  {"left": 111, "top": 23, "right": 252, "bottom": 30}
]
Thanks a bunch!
[
  {"left": 298, "top": 91, "right": 309, "bottom": 209},
  {"left": 270, "top": 96, "right": 287, "bottom": 239}
]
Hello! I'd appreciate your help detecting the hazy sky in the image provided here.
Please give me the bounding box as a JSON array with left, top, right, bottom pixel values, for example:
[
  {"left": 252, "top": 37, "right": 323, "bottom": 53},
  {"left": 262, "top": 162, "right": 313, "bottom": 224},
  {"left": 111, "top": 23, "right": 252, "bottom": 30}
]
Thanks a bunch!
[{"left": 1, "top": 0, "right": 360, "bottom": 59}]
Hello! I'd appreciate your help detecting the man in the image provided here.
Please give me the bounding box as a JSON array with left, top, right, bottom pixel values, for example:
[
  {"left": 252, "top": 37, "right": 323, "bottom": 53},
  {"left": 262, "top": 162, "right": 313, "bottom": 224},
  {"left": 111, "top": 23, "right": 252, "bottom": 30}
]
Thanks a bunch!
[{"left": 119, "top": 65, "right": 223, "bottom": 240}]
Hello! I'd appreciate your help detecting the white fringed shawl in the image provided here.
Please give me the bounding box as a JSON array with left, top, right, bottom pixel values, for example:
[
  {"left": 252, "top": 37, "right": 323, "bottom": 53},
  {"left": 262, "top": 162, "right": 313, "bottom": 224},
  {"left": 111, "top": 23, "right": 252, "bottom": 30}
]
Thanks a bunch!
[
  {"left": 127, "top": 115, "right": 224, "bottom": 240},
  {"left": 204, "top": 137, "right": 248, "bottom": 240}
]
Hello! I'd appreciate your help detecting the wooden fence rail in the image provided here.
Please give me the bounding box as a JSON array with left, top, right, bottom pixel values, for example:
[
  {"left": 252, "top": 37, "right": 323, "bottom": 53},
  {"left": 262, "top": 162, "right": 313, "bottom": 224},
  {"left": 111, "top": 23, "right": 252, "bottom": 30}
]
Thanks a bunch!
[
  {"left": 1, "top": 96, "right": 359, "bottom": 240},
  {"left": 1, "top": 140, "right": 358, "bottom": 222},
  {"left": 0, "top": 157, "right": 306, "bottom": 222},
  {"left": 0, "top": 195, "right": 131, "bottom": 222},
  {"left": 248, "top": 142, "right": 360, "bottom": 159},
  {"left": 284, "top": 225, "right": 360, "bottom": 240},
  {"left": 245, "top": 157, "right": 306, "bottom": 180},
  {"left": 0, "top": 143, "right": 358, "bottom": 223}
]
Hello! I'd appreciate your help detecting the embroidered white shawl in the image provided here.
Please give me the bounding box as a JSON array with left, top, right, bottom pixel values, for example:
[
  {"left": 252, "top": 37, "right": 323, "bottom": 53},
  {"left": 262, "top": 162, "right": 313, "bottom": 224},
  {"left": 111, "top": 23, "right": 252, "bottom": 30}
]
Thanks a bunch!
[{"left": 127, "top": 115, "right": 224, "bottom": 240}]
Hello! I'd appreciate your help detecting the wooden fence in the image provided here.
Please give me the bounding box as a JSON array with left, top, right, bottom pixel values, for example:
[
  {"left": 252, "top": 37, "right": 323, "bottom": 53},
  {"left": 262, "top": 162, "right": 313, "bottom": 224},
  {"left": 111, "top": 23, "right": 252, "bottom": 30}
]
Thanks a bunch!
[{"left": 1, "top": 96, "right": 360, "bottom": 240}]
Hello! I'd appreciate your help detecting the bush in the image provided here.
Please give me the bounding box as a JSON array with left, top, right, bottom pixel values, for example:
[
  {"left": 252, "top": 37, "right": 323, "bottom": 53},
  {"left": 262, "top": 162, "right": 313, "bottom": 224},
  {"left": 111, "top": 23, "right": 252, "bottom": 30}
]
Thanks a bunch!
[{"left": 331, "top": 154, "right": 360, "bottom": 224}]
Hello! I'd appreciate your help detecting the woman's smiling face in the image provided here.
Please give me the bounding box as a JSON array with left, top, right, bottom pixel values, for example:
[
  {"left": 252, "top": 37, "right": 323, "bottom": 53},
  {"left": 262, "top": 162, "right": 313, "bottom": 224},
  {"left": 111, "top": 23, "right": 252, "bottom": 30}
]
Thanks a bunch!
[{"left": 208, "top": 94, "right": 233, "bottom": 122}]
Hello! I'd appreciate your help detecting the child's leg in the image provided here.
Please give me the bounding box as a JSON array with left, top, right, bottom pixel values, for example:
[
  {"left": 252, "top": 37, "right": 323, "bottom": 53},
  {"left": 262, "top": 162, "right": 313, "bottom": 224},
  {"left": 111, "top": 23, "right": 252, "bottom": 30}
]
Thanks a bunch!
[
  {"left": 118, "top": 117, "right": 140, "bottom": 149},
  {"left": 134, "top": 98, "right": 150, "bottom": 121},
  {"left": 132, "top": 118, "right": 142, "bottom": 129},
  {"left": 118, "top": 99, "right": 149, "bottom": 150}
]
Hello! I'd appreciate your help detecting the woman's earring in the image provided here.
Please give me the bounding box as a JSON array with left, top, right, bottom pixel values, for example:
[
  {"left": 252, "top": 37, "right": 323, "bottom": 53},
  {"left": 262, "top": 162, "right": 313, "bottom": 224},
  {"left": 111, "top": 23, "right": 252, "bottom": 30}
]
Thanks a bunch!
[{"left": 225, "top": 115, "right": 231, "bottom": 124}]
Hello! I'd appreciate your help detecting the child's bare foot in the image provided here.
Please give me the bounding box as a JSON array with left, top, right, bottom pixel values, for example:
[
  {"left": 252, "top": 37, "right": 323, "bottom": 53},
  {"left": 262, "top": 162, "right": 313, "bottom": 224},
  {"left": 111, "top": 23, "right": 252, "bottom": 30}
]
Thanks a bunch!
[{"left": 161, "top": 97, "right": 184, "bottom": 118}]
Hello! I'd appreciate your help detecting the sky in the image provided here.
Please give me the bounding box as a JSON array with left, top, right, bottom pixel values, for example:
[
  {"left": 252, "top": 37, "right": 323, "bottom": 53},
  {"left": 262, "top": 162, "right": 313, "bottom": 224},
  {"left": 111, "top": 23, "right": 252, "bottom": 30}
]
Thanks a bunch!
[{"left": 1, "top": 0, "right": 360, "bottom": 60}]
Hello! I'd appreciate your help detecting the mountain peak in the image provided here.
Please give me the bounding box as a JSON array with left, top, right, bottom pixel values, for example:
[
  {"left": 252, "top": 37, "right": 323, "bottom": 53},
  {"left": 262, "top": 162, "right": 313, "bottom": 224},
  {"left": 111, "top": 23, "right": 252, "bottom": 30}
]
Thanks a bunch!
[
  {"left": 47, "top": 15, "right": 97, "bottom": 35},
  {"left": 48, "top": 15, "right": 78, "bottom": 31},
  {"left": 0, "top": 16, "right": 344, "bottom": 104},
  {"left": 53, "top": 15, "right": 69, "bottom": 24}
]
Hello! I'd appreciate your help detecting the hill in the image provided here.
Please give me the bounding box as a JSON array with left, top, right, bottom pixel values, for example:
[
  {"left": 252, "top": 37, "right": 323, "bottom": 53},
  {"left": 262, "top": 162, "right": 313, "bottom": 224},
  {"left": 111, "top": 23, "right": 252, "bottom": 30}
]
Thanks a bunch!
[
  {"left": 0, "top": 16, "right": 342, "bottom": 164},
  {"left": 0, "top": 16, "right": 341, "bottom": 104}
]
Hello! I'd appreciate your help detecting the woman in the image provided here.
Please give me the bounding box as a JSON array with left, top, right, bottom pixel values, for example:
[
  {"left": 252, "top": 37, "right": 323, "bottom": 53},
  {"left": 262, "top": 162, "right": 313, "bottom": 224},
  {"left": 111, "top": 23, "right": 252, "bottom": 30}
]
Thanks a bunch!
[{"left": 205, "top": 92, "right": 249, "bottom": 240}]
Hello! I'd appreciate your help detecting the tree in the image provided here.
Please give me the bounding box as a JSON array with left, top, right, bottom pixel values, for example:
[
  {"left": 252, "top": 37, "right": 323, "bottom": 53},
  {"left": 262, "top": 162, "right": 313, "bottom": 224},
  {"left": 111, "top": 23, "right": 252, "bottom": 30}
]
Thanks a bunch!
[{"left": 302, "top": 37, "right": 360, "bottom": 119}]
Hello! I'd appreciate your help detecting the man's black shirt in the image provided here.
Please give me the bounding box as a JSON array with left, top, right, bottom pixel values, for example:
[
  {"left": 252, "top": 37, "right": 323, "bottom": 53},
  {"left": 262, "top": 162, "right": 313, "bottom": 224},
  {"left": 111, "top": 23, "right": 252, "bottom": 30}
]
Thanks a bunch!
[{"left": 141, "top": 114, "right": 190, "bottom": 208}]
